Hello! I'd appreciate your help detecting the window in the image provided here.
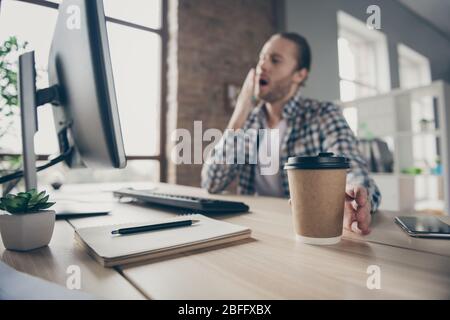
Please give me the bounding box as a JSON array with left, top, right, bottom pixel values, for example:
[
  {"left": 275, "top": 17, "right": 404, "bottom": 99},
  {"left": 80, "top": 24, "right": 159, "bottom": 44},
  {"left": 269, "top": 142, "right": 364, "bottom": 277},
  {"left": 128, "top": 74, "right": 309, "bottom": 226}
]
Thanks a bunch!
[
  {"left": 337, "top": 11, "right": 390, "bottom": 102},
  {"left": 0, "top": 0, "right": 167, "bottom": 184},
  {"left": 398, "top": 44, "right": 431, "bottom": 90}
]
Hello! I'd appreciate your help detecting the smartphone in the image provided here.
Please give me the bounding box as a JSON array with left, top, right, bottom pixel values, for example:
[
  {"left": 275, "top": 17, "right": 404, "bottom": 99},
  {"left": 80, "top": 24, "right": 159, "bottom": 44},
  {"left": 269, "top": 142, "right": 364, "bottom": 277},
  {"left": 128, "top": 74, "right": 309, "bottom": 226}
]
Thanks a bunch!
[{"left": 395, "top": 216, "right": 450, "bottom": 239}]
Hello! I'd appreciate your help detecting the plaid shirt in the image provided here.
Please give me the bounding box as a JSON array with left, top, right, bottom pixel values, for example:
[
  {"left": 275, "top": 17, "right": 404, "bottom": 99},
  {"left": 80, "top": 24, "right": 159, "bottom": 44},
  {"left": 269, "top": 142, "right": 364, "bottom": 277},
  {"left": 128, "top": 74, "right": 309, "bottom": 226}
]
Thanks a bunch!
[{"left": 201, "top": 89, "right": 381, "bottom": 212}]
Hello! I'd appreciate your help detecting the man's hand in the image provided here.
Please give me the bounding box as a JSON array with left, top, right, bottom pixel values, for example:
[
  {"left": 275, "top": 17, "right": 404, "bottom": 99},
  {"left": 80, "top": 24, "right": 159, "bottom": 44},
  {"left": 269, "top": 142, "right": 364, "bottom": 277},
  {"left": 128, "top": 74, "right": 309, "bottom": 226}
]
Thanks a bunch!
[
  {"left": 227, "top": 68, "right": 257, "bottom": 130},
  {"left": 344, "top": 185, "right": 372, "bottom": 235}
]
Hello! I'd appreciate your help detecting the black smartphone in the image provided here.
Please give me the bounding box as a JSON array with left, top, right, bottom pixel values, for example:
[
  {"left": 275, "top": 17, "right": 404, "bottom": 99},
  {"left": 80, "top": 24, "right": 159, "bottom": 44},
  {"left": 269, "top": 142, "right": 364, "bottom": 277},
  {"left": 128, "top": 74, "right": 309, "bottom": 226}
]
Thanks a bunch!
[{"left": 395, "top": 216, "right": 450, "bottom": 239}]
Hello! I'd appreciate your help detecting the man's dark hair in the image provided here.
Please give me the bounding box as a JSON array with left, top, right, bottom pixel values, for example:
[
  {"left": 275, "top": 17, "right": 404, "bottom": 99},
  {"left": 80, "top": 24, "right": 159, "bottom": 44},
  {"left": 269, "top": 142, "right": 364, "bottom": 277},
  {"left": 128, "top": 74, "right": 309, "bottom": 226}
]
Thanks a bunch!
[{"left": 277, "top": 32, "right": 312, "bottom": 72}]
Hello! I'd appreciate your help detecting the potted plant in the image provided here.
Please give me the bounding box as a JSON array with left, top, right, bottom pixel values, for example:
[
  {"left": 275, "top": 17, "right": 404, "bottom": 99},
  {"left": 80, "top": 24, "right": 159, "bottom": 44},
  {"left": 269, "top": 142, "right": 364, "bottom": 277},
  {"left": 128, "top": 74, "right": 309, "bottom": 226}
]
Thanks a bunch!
[{"left": 0, "top": 189, "right": 55, "bottom": 251}]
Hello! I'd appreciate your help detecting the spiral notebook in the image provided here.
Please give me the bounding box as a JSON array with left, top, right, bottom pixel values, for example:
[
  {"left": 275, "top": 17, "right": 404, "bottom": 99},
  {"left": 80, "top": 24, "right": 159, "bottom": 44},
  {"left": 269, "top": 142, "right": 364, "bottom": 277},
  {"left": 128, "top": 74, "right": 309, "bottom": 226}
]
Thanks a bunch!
[{"left": 74, "top": 215, "right": 251, "bottom": 267}]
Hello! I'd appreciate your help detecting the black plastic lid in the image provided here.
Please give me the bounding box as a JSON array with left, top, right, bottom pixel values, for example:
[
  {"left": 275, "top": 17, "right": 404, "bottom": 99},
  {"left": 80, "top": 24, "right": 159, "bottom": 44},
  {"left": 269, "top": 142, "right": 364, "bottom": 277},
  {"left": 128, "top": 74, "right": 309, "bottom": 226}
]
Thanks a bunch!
[{"left": 284, "top": 152, "right": 350, "bottom": 170}]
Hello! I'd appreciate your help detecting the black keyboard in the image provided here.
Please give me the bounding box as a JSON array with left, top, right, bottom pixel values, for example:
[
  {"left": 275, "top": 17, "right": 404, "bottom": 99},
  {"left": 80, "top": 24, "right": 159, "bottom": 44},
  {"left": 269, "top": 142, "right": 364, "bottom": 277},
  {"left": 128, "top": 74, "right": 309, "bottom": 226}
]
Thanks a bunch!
[{"left": 113, "top": 188, "right": 250, "bottom": 214}]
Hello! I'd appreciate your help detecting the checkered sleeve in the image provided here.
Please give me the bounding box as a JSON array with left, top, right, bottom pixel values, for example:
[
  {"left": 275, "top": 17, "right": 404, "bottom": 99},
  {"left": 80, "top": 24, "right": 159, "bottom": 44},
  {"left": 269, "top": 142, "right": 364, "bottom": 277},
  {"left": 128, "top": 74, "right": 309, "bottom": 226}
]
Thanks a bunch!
[
  {"left": 201, "top": 130, "right": 243, "bottom": 194},
  {"left": 320, "top": 103, "right": 382, "bottom": 212}
]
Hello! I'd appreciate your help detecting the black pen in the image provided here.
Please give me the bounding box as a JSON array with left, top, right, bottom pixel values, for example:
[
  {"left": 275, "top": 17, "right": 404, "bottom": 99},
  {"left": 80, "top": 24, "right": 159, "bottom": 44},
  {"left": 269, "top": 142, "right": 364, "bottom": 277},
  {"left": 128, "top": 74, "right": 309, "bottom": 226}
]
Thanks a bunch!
[{"left": 111, "top": 219, "right": 200, "bottom": 235}]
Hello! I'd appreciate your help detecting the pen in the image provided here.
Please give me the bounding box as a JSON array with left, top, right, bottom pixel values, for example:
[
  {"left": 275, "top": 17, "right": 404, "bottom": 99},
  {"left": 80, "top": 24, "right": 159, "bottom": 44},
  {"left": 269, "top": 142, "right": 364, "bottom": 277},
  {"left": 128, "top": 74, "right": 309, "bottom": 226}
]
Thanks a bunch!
[{"left": 111, "top": 219, "right": 200, "bottom": 235}]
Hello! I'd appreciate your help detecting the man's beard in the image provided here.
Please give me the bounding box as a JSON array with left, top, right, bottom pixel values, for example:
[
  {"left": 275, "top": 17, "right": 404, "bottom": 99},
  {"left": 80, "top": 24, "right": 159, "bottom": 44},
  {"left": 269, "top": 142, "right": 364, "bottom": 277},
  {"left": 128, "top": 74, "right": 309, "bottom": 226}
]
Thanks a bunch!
[{"left": 258, "top": 76, "right": 295, "bottom": 104}]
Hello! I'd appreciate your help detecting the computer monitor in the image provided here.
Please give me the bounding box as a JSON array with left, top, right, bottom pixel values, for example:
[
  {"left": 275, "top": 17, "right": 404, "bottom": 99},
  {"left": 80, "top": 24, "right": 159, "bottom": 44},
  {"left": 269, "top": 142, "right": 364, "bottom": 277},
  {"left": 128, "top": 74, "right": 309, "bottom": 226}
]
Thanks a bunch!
[{"left": 18, "top": 0, "right": 126, "bottom": 192}]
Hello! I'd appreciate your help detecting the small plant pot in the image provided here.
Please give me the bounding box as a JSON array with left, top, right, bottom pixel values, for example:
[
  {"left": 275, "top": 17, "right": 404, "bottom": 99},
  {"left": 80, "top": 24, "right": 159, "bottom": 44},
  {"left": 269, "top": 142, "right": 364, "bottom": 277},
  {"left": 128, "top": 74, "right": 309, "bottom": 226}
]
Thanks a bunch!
[{"left": 0, "top": 210, "right": 55, "bottom": 251}]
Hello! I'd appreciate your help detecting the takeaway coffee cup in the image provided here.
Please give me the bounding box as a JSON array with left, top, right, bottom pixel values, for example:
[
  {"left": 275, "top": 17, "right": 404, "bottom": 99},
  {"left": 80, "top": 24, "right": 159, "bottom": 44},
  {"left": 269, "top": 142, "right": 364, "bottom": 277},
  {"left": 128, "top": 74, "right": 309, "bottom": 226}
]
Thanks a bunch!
[{"left": 284, "top": 152, "right": 350, "bottom": 245}]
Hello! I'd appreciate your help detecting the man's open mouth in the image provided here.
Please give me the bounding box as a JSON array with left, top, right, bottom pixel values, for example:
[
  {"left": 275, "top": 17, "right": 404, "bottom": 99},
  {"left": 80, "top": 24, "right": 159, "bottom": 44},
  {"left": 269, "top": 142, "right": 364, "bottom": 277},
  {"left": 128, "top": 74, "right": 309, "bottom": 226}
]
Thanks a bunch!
[{"left": 259, "top": 79, "right": 269, "bottom": 87}]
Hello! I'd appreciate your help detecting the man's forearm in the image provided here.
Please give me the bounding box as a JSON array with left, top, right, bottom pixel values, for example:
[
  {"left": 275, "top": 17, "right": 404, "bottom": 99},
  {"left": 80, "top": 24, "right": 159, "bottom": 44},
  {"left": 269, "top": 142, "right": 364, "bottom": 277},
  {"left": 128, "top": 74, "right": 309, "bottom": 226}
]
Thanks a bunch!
[
  {"left": 201, "top": 133, "right": 242, "bottom": 193},
  {"left": 227, "top": 99, "right": 255, "bottom": 130},
  {"left": 227, "top": 112, "right": 250, "bottom": 130},
  {"left": 320, "top": 103, "right": 382, "bottom": 213}
]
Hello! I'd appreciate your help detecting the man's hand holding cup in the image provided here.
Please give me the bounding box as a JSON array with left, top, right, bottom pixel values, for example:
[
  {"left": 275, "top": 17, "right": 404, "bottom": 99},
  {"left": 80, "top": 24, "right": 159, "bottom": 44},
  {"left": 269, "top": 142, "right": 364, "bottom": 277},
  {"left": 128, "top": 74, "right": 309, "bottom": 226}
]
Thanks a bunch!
[{"left": 344, "top": 185, "right": 372, "bottom": 235}]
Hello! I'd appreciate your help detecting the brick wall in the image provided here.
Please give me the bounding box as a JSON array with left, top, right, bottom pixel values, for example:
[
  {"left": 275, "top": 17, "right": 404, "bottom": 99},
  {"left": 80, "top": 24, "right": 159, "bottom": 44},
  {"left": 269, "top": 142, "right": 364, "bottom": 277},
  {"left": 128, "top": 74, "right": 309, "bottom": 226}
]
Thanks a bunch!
[{"left": 169, "top": 0, "right": 278, "bottom": 188}]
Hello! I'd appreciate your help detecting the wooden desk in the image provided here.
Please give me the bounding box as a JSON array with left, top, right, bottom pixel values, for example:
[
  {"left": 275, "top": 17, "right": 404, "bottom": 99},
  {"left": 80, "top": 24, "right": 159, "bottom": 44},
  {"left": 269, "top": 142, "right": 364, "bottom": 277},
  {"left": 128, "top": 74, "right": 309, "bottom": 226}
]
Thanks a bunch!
[
  {"left": 1, "top": 182, "right": 450, "bottom": 299},
  {"left": 0, "top": 220, "right": 145, "bottom": 299}
]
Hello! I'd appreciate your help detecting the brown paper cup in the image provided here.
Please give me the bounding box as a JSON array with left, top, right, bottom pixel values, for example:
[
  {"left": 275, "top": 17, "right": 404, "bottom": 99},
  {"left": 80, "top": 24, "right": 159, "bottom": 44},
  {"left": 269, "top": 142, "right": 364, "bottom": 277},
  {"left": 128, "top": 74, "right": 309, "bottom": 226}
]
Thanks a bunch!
[
  {"left": 287, "top": 169, "right": 346, "bottom": 244},
  {"left": 285, "top": 153, "right": 349, "bottom": 245}
]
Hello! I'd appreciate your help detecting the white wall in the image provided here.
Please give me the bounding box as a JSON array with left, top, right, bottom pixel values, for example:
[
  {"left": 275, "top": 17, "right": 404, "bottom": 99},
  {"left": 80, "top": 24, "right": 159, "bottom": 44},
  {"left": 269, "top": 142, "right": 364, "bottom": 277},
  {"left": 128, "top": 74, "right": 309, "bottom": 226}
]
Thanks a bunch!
[{"left": 285, "top": 0, "right": 450, "bottom": 101}]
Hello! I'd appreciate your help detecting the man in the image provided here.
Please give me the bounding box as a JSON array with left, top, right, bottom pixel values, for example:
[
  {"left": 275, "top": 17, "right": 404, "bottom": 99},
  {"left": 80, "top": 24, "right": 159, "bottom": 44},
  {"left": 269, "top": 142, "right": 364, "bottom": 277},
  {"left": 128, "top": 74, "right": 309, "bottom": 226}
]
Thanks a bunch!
[{"left": 201, "top": 33, "right": 381, "bottom": 235}]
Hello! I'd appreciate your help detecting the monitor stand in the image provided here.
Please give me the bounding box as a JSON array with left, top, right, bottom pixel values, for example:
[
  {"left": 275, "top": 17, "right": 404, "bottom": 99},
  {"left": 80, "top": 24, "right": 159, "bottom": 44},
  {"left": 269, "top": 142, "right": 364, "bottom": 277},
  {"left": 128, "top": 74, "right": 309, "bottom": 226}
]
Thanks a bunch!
[{"left": 18, "top": 51, "right": 111, "bottom": 218}]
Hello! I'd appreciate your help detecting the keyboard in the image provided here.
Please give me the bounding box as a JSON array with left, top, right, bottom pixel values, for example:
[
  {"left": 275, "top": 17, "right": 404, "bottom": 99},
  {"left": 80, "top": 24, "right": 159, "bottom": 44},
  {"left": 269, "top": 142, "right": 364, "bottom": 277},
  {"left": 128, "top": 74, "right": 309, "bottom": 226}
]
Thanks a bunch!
[{"left": 113, "top": 188, "right": 250, "bottom": 214}]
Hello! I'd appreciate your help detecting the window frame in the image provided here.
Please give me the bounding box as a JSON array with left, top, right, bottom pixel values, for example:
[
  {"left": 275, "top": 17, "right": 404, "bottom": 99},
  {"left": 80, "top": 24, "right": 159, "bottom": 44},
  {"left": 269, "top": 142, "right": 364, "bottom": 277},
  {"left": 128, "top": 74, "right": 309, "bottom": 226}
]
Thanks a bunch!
[
  {"left": 337, "top": 10, "right": 391, "bottom": 102},
  {"left": 0, "top": 0, "right": 168, "bottom": 182},
  {"left": 398, "top": 43, "right": 432, "bottom": 90}
]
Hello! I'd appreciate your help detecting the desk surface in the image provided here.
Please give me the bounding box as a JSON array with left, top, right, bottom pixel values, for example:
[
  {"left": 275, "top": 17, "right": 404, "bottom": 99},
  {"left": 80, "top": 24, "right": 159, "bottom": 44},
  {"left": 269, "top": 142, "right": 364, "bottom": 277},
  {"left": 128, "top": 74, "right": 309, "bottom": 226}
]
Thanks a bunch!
[{"left": 1, "top": 182, "right": 450, "bottom": 299}]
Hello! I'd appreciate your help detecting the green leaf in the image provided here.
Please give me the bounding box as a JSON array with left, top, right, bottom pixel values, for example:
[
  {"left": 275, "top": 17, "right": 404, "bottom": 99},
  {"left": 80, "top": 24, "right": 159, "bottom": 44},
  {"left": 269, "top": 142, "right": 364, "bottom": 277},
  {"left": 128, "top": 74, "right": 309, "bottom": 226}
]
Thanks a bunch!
[
  {"left": 15, "top": 197, "right": 28, "bottom": 208},
  {"left": 35, "top": 202, "right": 55, "bottom": 210},
  {"left": 16, "top": 194, "right": 31, "bottom": 208},
  {"left": 2, "top": 197, "right": 27, "bottom": 213},
  {"left": 17, "top": 192, "right": 32, "bottom": 200},
  {"left": 11, "top": 210, "right": 27, "bottom": 215},
  {"left": 37, "top": 194, "right": 49, "bottom": 204},
  {"left": 37, "top": 191, "right": 47, "bottom": 201},
  {"left": 28, "top": 189, "right": 45, "bottom": 203},
  {"left": 29, "top": 191, "right": 46, "bottom": 207}
]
